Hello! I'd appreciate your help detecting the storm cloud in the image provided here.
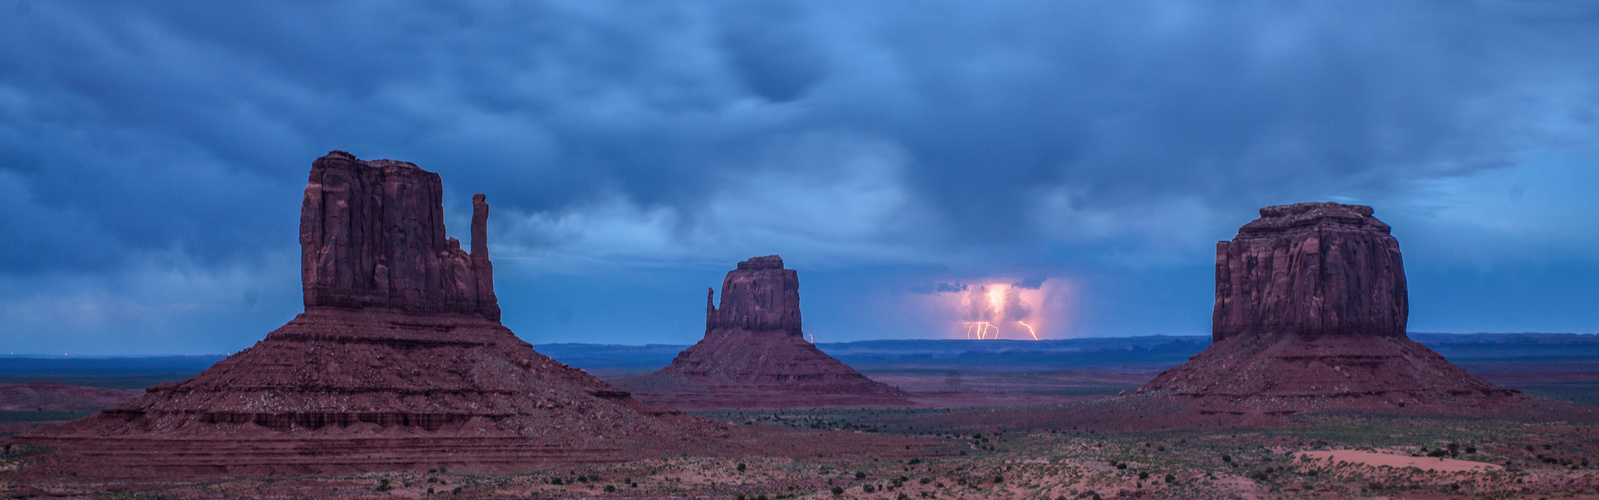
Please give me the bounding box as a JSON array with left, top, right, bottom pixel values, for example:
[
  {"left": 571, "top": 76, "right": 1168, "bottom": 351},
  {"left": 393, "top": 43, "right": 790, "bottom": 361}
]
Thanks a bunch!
[{"left": 2, "top": 1, "right": 1597, "bottom": 353}]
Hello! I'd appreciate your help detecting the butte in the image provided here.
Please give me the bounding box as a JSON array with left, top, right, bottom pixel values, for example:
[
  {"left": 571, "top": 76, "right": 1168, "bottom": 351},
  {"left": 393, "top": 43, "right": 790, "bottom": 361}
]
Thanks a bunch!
[
  {"left": 1134, "top": 202, "right": 1524, "bottom": 425},
  {"left": 14, "top": 151, "right": 721, "bottom": 475},
  {"left": 923, "top": 202, "right": 1551, "bottom": 431},
  {"left": 613, "top": 256, "right": 913, "bottom": 409}
]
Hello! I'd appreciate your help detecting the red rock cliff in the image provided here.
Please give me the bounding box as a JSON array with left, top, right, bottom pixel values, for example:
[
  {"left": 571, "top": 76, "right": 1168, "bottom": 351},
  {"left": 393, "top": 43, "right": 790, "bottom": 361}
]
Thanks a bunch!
[
  {"left": 706, "top": 255, "right": 802, "bottom": 336},
  {"left": 299, "top": 151, "right": 500, "bottom": 320},
  {"left": 1212, "top": 202, "right": 1407, "bottom": 341}
]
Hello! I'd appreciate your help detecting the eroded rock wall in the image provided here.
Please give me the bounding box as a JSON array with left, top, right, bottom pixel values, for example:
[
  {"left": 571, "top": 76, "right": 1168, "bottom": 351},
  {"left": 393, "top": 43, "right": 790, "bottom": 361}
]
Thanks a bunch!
[
  {"left": 706, "top": 255, "right": 802, "bottom": 335},
  {"left": 1212, "top": 202, "right": 1407, "bottom": 341},
  {"left": 300, "top": 151, "right": 499, "bottom": 320}
]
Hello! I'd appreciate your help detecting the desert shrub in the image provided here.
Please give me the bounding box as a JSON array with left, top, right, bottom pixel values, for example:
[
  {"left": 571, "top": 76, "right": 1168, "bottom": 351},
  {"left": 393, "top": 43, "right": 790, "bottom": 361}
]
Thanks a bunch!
[
  {"left": 738, "top": 463, "right": 747, "bottom": 472},
  {"left": 1137, "top": 471, "right": 1149, "bottom": 480},
  {"left": 1221, "top": 454, "right": 1232, "bottom": 463},
  {"left": 375, "top": 479, "right": 391, "bottom": 492},
  {"left": 993, "top": 475, "right": 1003, "bottom": 483},
  {"left": 856, "top": 471, "right": 867, "bottom": 479},
  {"left": 908, "top": 458, "right": 921, "bottom": 465},
  {"left": 1164, "top": 474, "right": 1174, "bottom": 484},
  {"left": 920, "top": 477, "right": 932, "bottom": 484},
  {"left": 1466, "top": 446, "right": 1477, "bottom": 454},
  {"left": 577, "top": 475, "right": 588, "bottom": 483},
  {"left": 604, "top": 485, "right": 616, "bottom": 492},
  {"left": 756, "top": 495, "right": 768, "bottom": 500},
  {"left": 864, "top": 484, "right": 876, "bottom": 493},
  {"left": 550, "top": 478, "right": 562, "bottom": 485},
  {"left": 451, "top": 486, "right": 462, "bottom": 495},
  {"left": 1116, "top": 463, "right": 1127, "bottom": 470},
  {"left": 831, "top": 486, "right": 844, "bottom": 495}
]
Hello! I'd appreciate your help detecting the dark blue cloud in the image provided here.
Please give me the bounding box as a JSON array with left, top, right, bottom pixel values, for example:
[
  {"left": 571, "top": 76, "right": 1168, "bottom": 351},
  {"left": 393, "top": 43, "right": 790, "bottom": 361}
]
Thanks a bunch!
[{"left": 2, "top": 0, "right": 1597, "bottom": 353}]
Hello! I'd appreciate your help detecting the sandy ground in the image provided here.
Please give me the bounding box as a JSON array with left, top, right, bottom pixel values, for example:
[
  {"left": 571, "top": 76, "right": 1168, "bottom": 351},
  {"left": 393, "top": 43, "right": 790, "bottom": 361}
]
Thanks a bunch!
[{"left": 1299, "top": 449, "right": 1502, "bottom": 472}]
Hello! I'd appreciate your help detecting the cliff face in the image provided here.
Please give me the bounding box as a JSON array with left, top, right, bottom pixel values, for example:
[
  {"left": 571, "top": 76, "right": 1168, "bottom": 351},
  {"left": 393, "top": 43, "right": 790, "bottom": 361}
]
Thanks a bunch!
[
  {"left": 1212, "top": 202, "right": 1407, "bottom": 341},
  {"left": 299, "top": 151, "right": 499, "bottom": 320},
  {"left": 706, "top": 255, "right": 802, "bottom": 335}
]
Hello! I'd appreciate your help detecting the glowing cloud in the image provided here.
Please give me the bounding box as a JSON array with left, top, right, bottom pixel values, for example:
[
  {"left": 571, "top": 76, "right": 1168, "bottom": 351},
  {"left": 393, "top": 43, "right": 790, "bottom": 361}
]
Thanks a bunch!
[{"left": 935, "top": 279, "right": 1062, "bottom": 340}]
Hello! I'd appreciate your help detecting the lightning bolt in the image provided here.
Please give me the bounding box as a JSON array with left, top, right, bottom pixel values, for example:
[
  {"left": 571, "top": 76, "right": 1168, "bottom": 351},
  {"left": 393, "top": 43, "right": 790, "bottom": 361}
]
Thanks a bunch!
[
  {"left": 964, "top": 322, "right": 1000, "bottom": 340},
  {"left": 1017, "top": 321, "right": 1038, "bottom": 340}
]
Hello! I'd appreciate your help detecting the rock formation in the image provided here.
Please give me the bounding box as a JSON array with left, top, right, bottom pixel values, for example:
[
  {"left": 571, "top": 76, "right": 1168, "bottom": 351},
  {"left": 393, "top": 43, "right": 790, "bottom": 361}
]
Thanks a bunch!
[
  {"left": 1138, "top": 202, "right": 1519, "bottom": 418},
  {"left": 613, "top": 256, "right": 913, "bottom": 409},
  {"left": 300, "top": 151, "right": 499, "bottom": 320},
  {"left": 15, "top": 152, "right": 719, "bottom": 475}
]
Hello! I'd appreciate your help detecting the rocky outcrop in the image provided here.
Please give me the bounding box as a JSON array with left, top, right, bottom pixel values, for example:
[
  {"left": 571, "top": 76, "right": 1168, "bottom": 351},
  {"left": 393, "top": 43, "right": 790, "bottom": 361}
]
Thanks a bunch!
[
  {"left": 613, "top": 256, "right": 913, "bottom": 409},
  {"left": 1213, "top": 202, "right": 1406, "bottom": 341},
  {"left": 300, "top": 151, "right": 499, "bottom": 320},
  {"left": 1134, "top": 202, "right": 1519, "bottom": 421},
  {"left": 706, "top": 255, "right": 802, "bottom": 334},
  {"left": 15, "top": 152, "right": 720, "bottom": 476}
]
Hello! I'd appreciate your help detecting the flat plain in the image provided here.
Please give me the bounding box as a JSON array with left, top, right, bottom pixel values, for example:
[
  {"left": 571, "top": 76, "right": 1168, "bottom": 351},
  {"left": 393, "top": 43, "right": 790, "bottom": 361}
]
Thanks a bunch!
[{"left": 3, "top": 333, "right": 1598, "bottom": 498}]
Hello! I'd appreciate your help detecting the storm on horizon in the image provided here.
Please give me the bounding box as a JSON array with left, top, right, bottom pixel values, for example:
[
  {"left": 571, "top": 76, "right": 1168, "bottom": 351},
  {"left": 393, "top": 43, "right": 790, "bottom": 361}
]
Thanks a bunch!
[{"left": 3, "top": 1, "right": 1598, "bottom": 355}]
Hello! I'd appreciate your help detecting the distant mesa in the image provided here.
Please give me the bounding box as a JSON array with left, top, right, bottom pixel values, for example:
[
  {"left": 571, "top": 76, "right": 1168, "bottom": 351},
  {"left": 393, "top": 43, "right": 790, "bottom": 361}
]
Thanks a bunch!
[
  {"left": 1138, "top": 202, "right": 1522, "bottom": 421},
  {"left": 14, "top": 151, "right": 722, "bottom": 475},
  {"left": 612, "top": 255, "right": 914, "bottom": 409}
]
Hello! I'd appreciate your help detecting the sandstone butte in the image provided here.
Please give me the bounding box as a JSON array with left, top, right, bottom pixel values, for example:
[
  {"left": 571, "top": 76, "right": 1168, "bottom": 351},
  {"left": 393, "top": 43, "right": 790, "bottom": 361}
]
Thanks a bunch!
[
  {"left": 903, "top": 202, "right": 1561, "bottom": 432},
  {"left": 1137, "top": 202, "right": 1524, "bottom": 421},
  {"left": 13, "top": 151, "right": 726, "bottom": 476},
  {"left": 612, "top": 255, "right": 914, "bottom": 409}
]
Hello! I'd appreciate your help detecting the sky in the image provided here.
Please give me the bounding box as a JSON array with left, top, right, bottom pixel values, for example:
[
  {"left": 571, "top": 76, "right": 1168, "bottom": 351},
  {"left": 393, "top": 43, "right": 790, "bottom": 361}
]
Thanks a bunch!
[{"left": 2, "top": 1, "right": 1598, "bottom": 355}]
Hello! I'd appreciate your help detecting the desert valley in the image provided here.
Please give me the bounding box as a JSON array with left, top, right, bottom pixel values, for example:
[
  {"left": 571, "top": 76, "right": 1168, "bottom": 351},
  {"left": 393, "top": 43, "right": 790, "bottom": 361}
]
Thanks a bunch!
[{"left": 2, "top": 153, "right": 1597, "bottom": 499}]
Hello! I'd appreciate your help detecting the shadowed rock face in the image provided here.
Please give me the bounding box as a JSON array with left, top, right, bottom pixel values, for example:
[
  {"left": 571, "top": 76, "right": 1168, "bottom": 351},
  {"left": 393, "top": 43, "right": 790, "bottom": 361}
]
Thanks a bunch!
[
  {"left": 614, "top": 256, "right": 912, "bottom": 410},
  {"left": 1213, "top": 202, "right": 1407, "bottom": 341},
  {"left": 300, "top": 151, "right": 499, "bottom": 320},
  {"left": 17, "top": 151, "right": 717, "bottom": 476},
  {"left": 1133, "top": 202, "right": 1518, "bottom": 421},
  {"left": 707, "top": 255, "right": 801, "bottom": 335}
]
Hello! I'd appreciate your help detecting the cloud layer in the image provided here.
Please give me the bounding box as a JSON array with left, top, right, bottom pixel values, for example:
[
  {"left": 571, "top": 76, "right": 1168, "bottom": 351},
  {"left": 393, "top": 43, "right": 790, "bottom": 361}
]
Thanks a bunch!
[{"left": 2, "top": 1, "right": 1598, "bottom": 353}]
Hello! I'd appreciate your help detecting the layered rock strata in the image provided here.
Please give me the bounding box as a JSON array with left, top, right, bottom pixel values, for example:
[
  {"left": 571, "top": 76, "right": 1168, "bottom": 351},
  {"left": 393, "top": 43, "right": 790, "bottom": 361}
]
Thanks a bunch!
[
  {"left": 1139, "top": 202, "right": 1519, "bottom": 416},
  {"left": 614, "top": 256, "right": 913, "bottom": 409},
  {"left": 16, "top": 151, "right": 718, "bottom": 475}
]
